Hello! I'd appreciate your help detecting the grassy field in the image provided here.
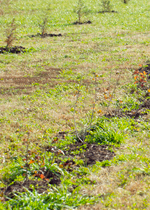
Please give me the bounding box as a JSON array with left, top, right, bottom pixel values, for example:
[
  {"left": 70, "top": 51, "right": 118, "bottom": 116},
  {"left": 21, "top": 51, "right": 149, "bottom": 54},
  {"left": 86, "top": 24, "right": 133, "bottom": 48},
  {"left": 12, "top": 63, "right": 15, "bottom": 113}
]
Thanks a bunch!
[{"left": 0, "top": 0, "right": 150, "bottom": 209}]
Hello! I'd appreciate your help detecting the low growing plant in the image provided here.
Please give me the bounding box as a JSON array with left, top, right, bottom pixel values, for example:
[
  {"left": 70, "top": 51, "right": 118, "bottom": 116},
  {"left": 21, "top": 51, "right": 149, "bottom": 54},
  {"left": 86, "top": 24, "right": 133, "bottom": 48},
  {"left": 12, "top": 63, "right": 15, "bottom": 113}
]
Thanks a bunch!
[{"left": 85, "top": 118, "right": 124, "bottom": 146}]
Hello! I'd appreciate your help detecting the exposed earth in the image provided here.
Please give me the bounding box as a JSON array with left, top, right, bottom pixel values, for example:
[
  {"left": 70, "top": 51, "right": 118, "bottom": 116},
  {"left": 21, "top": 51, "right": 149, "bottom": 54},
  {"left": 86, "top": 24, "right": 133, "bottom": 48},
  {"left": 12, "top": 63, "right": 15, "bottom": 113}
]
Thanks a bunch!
[
  {"left": 0, "top": 46, "right": 26, "bottom": 54},
  {"left": 73, "top": 20, "right": 92, "bottom": 25},
  {"left": 29, "top": 33, "right": 62, "bottom": 38},
  {"left": 98, "top": 10, "right": 118, "bottom": 13}
]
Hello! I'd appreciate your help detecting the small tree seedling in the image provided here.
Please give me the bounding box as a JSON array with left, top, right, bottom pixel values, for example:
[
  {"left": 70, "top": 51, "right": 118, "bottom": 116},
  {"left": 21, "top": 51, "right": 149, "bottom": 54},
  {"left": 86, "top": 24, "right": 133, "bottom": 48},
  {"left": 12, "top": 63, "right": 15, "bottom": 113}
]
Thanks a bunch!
[
  {"left": 5, "top": 18, "right": 17, "bottom": 49},
  {"left": 73, "top": 0, "right": 90, "bottom": 24},
  {"left": 39, "top": 17, "right": 48, "bottom": 37},
  {"left": 38, "top": 5, "right": 52, "bottom": 37},
  {"left": 72, "top": 73, "right": 99, "bottom": 143},
  {"left": 23, "top": 132, "right": 30, "bottom": 187},
  {"left": 101, "top": 0, "right": 112, "bottom": 12}
]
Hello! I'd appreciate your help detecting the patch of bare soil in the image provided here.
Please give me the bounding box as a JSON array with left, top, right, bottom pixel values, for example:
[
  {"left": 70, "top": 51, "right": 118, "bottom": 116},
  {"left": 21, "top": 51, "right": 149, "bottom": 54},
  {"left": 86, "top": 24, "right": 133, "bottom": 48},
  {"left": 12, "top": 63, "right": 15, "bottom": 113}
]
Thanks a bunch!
[
  {"left": 104, "top": 106, "right": 149, "bottom": 119},
  {"left": 66, "top": 142, "right": 115, "bottom": 165},
  {"left": 0, "top": 9, "right": 3, "bottom": 15},
  {"left": 0, "top": 46, "right": 26, "bottom": 54},
  {"left": 45, "top": 141, "right": 115, "bottom": 167},
  {"left": 29, "top": 33, "right": 62, "bottom": 38},
  {"left": 0, "top": 67, "right": 61, "bottom": 95},
  {"left": 0, "top": 67, "right": 96, "bottom": 96},
  {"left": 73, "top": 20, "right": 92, "bottom": 25}
]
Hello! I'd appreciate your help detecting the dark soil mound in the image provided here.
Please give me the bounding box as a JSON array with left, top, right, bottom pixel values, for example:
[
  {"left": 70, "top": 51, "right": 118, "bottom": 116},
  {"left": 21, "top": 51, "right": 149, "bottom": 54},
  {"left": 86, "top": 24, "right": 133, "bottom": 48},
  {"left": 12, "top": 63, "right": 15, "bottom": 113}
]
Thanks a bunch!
[
  {"left": 0, "top": 46, "right": 25, "bottom": 54},
  {"left": 45, "top": 141, "right": 115, "bottom": 167},
  {"left": 98, "top": 10, "right": 118, "bottom": 13},
  {"left": 104, "top": 107, "right": 149, "bottom": 119},
  {"left": 73, "top": 20, "right": 92, "bottom": 25},
  {"left": 3, "top": 180, "right": 49, "bottom": 200},
  {"left": 30, "top": 33, "right": 62, "bottom": 38},
  {"left": 65, "top": 142, "right": 115, "bottom": 165}
]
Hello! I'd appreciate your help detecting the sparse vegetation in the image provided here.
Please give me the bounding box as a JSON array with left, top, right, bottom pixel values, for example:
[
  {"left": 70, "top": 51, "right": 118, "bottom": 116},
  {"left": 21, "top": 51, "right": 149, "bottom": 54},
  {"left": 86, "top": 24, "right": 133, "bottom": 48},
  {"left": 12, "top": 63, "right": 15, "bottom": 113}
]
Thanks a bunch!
[{"left": 0, "top": 0, "right": 150, "bottom": 209}]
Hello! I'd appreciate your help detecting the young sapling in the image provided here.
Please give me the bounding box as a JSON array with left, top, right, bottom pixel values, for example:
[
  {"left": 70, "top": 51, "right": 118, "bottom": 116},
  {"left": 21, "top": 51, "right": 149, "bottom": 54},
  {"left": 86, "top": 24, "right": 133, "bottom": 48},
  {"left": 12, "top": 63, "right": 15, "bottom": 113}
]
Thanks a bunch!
[
  {"left": 38, "top": 5, "right": 52, "bottom": 37},
  {"left": 5, "top": 18, "right": 17, "bottom": 49},
  {"left": 100, "top": 0, "right": 113, "bottom": 12},
  {"left": 73, "top": 0, "right": 90, "bottom": 24}
]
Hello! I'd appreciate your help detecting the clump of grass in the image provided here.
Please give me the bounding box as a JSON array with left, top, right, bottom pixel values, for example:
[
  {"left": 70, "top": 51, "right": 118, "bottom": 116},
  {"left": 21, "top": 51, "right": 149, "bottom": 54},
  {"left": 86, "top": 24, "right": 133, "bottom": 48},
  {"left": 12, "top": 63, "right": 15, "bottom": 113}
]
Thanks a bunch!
[
  {"left": 2, "top": 186, "right": 97, "bottom": 209},
  {"left": 84, "top": 117, "right": 125, "bottom": 146},
  {"left": 5, "top": 18, "right": 17, "bottom": 49}
]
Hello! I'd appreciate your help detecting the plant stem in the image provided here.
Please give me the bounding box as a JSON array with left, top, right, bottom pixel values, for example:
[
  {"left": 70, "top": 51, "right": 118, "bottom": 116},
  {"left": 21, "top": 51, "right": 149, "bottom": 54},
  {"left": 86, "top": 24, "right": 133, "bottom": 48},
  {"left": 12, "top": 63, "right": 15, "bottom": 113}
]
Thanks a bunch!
[{"left": 73, "top": 89, "right": 83, "bottom": 143}]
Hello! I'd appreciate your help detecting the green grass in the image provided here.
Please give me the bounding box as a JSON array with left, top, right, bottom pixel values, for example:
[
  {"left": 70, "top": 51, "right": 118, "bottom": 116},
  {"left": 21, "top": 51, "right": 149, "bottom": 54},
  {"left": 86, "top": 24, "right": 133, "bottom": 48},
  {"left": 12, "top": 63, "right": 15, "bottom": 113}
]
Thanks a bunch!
[
  {"left": 0, "top": 0, "right": 150, "bottom": 209},
  {"left": 0, "top": 186, "right": 97, "bottom": 210}
]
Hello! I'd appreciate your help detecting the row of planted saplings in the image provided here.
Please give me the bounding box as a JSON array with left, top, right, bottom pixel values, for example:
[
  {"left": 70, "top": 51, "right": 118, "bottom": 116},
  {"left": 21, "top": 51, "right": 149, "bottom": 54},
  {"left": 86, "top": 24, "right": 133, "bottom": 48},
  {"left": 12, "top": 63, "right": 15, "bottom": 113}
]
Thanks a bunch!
[{"left": 0, "top": 0, "right": 130, "bottom": 53}]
